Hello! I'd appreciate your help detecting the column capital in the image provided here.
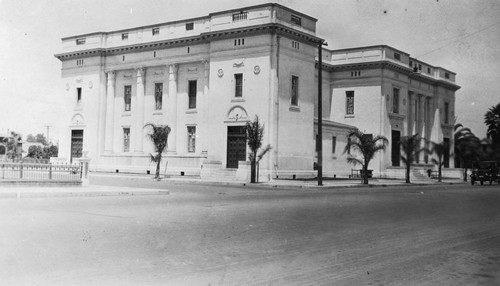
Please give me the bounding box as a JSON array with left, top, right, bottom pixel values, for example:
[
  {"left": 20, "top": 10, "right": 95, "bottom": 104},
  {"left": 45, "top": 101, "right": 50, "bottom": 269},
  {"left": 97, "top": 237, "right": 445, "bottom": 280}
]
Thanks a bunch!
[
  {"left": 169, "top": 64, "right": 178, "bottom": 81},
  {"left": 136, "top": 67, "right": 146, "bottom": 84},
  {"left": 106, "top": 70, "right": 116, "bottom": 84}
]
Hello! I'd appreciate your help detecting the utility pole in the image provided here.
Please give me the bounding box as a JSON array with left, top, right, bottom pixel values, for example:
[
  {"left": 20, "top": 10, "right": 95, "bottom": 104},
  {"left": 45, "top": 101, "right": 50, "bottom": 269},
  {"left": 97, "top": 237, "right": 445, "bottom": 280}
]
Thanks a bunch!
[
  {"left": 317, "top": 40, "right": 327, "bottom": 186},
  {"left": 45, "top": 125, "right": 51, "bottom": 144}
]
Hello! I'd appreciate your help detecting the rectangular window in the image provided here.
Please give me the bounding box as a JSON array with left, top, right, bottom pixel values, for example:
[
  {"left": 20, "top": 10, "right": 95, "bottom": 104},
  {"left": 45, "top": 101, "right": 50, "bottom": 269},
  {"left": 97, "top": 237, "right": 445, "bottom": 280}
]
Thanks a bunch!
[
  {"left": 187, "top": 126, "right": 196, "bottom": 153},
  {"left": 234, "top": 74, "right": 243, "bottom": 98},
  {"left": 444, "top": 102, "right": 450, "bottom": 124},
  {"left": 346, "top": 91, "right": 354, "bottom": 115},
  {"left": 332, "top": 136, "right": 337, "bottom": 154},
  {"left": 77, "top": 87, "right": 82, "bottom": 104},
  {"left": 76, "top": 38, "right": 86, "bottom": 45},
  {"left": 291, "top": 15, "right": 302, "bottom": 26},
  {"left": 393, "top": 88, "right": 399, "bottom": 114},
  {"left": 185, "top": 22, "right": 194, "bottom": 30},
  {"left": 409, "top": 60, "right": 413, "bottom": 67},
  {"left": 418, "top": 64, "right": 422, "bottom": 71},
  {"left": 427, "top": 67, "right": 431, "bottom": 74},
  {"left": 291, "top": 76, "right": 299, "bottom": 106},
  {"left": 188, "top": 80, "right": 197, "bottom": 109},
  {"left": 152, "top": 27, "right": 160, "bottom": 35},
  {"left": 121, "top": 33, "right": 128, "bottom": 40},
  {"left": 123, "top": 128, "right": 130, "bottom": 152},
  {"left": 154, "top": 83, "right": 163, "bottom": 110},
  {"left": 124, "top": 85, "right": 131, "bottom": 111},
  {"left": 394, "top": 52, "right": 401, "bottom": 61},
  {"left": 445, "top": 72, "right": 450, "bottom": 79}
]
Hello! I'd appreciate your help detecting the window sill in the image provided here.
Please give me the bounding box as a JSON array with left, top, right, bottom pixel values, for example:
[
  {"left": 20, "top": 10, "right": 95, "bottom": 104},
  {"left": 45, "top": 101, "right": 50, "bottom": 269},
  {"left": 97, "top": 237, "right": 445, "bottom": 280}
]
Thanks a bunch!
[
  {"left": 389, "top": 113, "right": 405, "bottom": 120},
  {"left": 122, "top": 112, "right": 132, "bottom": 117},
  {"left": 344, "top": 114, "right": 355, "bottom": 118},
  {"left": 152, "top": 111, "right": 163, "bottom": 116},
  {"left": 231, "top": 98, "right": 245, "bottom": 103},
  {"left": 186, "top": 109, "right": 197, "bottom": 114},
  {"left": 289, "top": 106, "right": 300, "bottom": 112},
  {"left": 332, "top": 155, "right": 337, "bottom": 160}
]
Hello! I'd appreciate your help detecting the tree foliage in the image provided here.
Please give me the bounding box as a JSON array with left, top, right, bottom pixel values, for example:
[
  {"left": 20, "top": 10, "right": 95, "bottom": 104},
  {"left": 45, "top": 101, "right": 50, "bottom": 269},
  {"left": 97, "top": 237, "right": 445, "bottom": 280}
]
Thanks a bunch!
[
  {"left": 343, "top": 128, "right": 388, "bottom": 184},
  {"left": 246, "top": 116, "right": 271, "bottom": 183},
  {"left": 2, "top": 131, "right": 22, "bottom": 160},
  {"left": 485, "top": 102, "right": 500, "bottom": 145},
  {"left": 144, "top": 123, "right": 171, "bottom": 179},
  {"left": 400, "top": 134, "right": 424, "bottom": 184},
  {"left": 430, "top": 141, "right": 449, "bottom": 182},
  {"left": 26, "top": 133, "right": 48, "bottom": 145}
]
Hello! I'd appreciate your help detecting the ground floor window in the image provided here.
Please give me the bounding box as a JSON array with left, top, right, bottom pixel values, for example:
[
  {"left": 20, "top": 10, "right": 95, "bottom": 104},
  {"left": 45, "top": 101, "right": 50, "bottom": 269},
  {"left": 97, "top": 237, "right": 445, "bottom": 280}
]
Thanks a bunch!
[
  {"left": 187, "top": 126, "right": 196, "bottom": 153},
  {"left": 123, "top": 128, "right": 130, "bottom": 152}
]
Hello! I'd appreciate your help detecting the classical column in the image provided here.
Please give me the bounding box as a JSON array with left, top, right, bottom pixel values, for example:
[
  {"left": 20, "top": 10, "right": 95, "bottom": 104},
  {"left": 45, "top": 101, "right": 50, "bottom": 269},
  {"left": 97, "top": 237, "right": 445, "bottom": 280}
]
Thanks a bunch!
[
  {"left": 407, "top": 91, "right": 414, "bottom": 135},
  {"left": 134, "top": 67, "right": 146, "bottom": 153},
  {"left": 201, "top": 60, "right": 209, "bottom": 155},
  {"left": 418, "top": 94, "right": 426, "bottom": 162},
  {"left": 104, "top": 71, "right": 115, "bottom": 153},
  {"left": 167, "top": 64, "right": 178, "bottom": 154}
]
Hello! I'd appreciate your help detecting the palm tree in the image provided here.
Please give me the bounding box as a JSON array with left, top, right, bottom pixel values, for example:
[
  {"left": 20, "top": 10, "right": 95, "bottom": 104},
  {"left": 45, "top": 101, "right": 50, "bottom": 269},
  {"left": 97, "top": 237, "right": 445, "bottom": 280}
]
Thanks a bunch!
[
  {"left": 485, "top": 102, "right": 500, "bottom": 144},
  {"left": 454, "top": 123, "right": 481, "bottom": 181},
  {"left": 400, "top": 134, "right": 424, "bottom": 184},
  {"left": 430, "top": 141, "right": 449, "bottom": 182},
  {"left": 344, "top": 129, "right": 388, "bottom": 184},
  {"left": 484, "top": 102, "right": 500, "bottom": 160},
  {"left": 144, "top": 123, "right": 171, "bottom": 179},
  {"left": 246, "top": 116, "right": 271, "bottom": 183}
]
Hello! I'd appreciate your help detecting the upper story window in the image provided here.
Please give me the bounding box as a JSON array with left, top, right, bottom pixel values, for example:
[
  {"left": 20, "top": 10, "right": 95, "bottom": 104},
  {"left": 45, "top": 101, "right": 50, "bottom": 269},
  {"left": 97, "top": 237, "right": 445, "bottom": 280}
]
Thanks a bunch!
[
  {"left": 445, "top": 72, "right": 450, "bottom": 79},
  {"left": 76, "top": 59, "right": 84, "bottom": 66},
  {"left": 121, "top": 33, "right": 128, "bottom": 40},
  {"left": 185, "top": 22, "right": 194, "bottom": 30},
  {"left": 234, "top": 74, "right": 243, "bottom": 98},
  {"left": 393, "top": 88, "right": 400, "bottom": 114},
  {"left": 124, "top": 85, "right": 131, "bottom": 111},
  {"left": 188, "top": 80, "right": 197, "bottom": 109},
  {"left": 152, "top": 27, "right": 160, "bottom": 36},
  {"left": 409, "top": 60, "right": 413, "bottom": 67},
  {"left": 292, "top": 41, "right": 300, "bottom": 49},
  {"left": 232, "top": 11, "right": 248, "bottom": 21},
  {"left": 394, "top": 52, "right": 401, "bottom": 61},
  {"left": 234, "top": 38, "right": 245, "bottom": 46},
  {"left": 427, "top": 67, "right": 431, "bottom": 74},
  {"left": 154, "top": 83, "right": 163, "bottom": 110},
  {"left": 351, "top": 71, "right": 361, "bottom": 77},
  {"left": 291, "top": 76, "right": 299, "bottom": 106},
  {"left": 291, "top": 15, "right": 302, "bottom": 26},
  {"left": 418, "top": 64, "right": 422, "bottom": 71},
  {"left": 444, "top": 102, "right": 450, "bottom": 124},
  {"left": 77, "top": 87, "right": 82, "bottom": 104},
  {"left": 332, "top": 136, "right": 337, "bottom": 154},
  {"left": 76, "top": 38, "right": 86, "bottom": 45},
  {"left": 346, "top": 91, "right": 354, "bottom": 115}
]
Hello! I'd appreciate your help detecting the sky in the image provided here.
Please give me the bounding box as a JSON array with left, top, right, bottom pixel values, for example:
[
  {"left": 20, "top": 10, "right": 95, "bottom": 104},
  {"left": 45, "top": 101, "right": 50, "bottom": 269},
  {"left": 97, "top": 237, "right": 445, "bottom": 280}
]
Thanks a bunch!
[{"left": 1, "top": 0, "right": 499, "bottom": 142}]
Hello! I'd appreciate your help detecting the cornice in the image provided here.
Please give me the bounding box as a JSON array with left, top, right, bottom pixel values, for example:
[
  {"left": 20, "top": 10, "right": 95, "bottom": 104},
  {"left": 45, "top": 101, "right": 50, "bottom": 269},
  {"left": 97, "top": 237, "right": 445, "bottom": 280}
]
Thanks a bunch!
[
  {"left": 55, "top": 23, "right": 323, "bottom": 61},
  {"left": 318, "top": 60, "right": 461, "bottom": 91}
]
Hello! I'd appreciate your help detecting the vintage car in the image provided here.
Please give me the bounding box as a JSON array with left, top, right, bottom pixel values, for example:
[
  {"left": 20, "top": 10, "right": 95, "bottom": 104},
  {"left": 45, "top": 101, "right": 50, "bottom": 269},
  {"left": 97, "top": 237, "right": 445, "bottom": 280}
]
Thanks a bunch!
[{"left": 470, "top": 161, "right": 500, "bottom": 185}]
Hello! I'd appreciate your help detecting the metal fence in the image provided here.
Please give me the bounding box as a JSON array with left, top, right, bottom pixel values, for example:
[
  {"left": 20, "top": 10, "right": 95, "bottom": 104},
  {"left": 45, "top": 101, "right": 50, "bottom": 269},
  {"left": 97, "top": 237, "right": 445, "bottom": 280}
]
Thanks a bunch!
[{"left": 0, "top": 162, "right": 82, "bottom": 181}]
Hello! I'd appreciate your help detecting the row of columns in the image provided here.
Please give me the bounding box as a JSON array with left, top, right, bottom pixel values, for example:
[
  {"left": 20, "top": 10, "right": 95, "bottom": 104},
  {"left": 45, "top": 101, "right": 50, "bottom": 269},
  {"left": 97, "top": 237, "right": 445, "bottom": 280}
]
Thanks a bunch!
[
  {"left": 102, "top": 61, "right": 210, "bottom": 155},
  {"left": 408, "top": 92, "right": 435, "bottom": 163}
]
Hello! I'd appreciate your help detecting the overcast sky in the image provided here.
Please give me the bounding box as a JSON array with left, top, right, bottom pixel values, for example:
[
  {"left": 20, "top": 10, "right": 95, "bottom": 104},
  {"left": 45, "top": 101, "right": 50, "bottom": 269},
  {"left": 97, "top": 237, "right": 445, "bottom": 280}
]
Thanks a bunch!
[{"left": 1, "top": 0, "right": 499, "bottom": 142}]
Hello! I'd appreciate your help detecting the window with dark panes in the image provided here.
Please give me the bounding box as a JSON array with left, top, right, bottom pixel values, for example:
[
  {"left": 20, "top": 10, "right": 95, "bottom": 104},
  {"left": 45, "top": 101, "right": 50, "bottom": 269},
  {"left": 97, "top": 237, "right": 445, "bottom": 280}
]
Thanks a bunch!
[
  {"left": 123, "top": 128, "right": 130, "bottom": 152},
  {"left": 291, "top": 15, "right": 302, "bottom": 26},
  {"left": 332, "top": 136, "right": 337, "bottom": 154},
  {"left": 187, "top": 126, "right": 196, "bottom": 153},
  {"left": 291, "top": 76, "right": 299, "bottom": 106},
  {"left": 124, "top": 85, "right": 131, "bottom": 111},
  {"left": 346, "top": 91, "right": 354, "bottom": 115},
  {"left": 185, "top": 22, "right": 194, "bottom": 30},
  {"left": 188, "top": 80, "right": 197, "bottom": 109},
  {"left": 154, "top": 83, "right": 163, "bottom": 110},
  {"left": 234, "top": 74, "right": 243, "bottom": 97},
  {"left": 77, "top": 87, "right": 82, "bottom": 104},
  {"left": 393, "top": 88, "right": 399, "bottom": 114}
]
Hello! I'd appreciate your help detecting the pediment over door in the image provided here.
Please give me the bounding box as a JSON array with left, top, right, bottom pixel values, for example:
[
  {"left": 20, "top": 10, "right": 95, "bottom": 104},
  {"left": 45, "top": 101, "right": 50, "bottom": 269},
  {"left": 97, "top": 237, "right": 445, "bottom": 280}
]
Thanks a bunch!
[
  {"left": 226, "top": 105, "right": 248, "bottom": 122},
  {"left": 71, "top": 113, "right": 85, "bottom": 126}
]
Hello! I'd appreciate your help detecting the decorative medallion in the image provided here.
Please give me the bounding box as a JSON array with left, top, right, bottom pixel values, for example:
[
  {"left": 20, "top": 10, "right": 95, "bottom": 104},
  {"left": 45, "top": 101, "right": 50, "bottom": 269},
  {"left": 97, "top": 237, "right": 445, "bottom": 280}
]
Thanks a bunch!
[
  {"left": 233, "top": 61, "right": 244, "bottom": 68},
  {"left": 254, "top": 65, "right": 261, "bottom": 75},
  {"left": 88, "top": 81, "right": 93, "bottom": 89},
  {"left": 65, "top": 83, "right": 70, "bottom": 91},
  {"left": 217, "top": 69, "right": 224, "bottom": 78}
]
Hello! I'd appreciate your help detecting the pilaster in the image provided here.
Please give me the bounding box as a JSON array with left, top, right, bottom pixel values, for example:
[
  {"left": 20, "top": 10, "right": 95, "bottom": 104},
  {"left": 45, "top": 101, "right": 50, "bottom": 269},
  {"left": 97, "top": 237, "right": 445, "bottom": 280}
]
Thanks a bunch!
[
  {"left": 104, "top": 70, "right": 115, "bottom": 153},
  {"left": 134, "top": 67, "right": 146, "bottom": 153},
  {"left": 168, "top": 64, "right": 178, "bottom": 154}
]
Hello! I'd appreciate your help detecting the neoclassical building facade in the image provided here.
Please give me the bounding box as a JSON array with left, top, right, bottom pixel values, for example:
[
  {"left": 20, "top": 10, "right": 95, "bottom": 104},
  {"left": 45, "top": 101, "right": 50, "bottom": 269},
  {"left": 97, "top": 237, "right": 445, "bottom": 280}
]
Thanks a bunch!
[{"left": 55, "top": 3, "right": 459, "bottom": 180}]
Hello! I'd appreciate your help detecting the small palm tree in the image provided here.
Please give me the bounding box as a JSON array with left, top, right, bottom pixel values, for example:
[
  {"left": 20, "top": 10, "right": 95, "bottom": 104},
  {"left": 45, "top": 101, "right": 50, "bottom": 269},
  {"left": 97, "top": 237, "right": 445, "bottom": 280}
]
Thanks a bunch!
[
  {"left": 344, "top": 129, "right": 388, "bottom": 184},
  {"left": 246, "top": 116, "right": 271, "bottom": 183},
  {"left": 144, "top": 123, "right": 171, "bottom": 179},
  {"left": 430, "top": 141, "right": 449, "bottom": 182},
  {"left": 400, "top": 134, "right": 424, "bottom": 184}
]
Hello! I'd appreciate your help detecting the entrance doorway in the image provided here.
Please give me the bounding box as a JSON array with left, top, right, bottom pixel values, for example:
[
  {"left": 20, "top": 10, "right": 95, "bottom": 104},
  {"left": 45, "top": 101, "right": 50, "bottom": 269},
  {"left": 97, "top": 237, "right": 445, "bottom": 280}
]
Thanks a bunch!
[
  {"left": 71, "top": 130, "right": 84, "bottom": 163},
  {"left": 391, "top": 130, "right": 401, "bottom": 167},
  {"left": 226, "top": 126, "right": 246, "bottom": 168}
]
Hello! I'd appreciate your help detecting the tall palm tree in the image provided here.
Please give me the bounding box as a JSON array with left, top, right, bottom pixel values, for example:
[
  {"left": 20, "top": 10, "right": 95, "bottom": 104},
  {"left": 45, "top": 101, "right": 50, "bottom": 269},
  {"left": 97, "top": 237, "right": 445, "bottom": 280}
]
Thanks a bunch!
[
  {"left": 344, "top": 129, "right": 388, "bottom": 184},
  {"left": 400, "top": 134, "right": 424, "bottom": 184},
  {"left": 144, "top": 123, "right": 171, "bottom": 179},
  {"left": 485, "top": 102, "right": 500, "bottom": 146},
  {"left": 430, "top": 141, "right": 448, "bottom": 182},
  {"left": 246, "top": 116, "right": 271, "bottom": 183}
]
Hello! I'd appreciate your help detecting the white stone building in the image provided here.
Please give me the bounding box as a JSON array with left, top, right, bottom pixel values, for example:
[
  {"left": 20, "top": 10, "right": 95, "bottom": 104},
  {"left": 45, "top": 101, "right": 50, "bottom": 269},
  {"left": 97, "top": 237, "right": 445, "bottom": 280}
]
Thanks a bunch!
[{"left": 55, "top": 3, "right": 459, "bottom": 180}]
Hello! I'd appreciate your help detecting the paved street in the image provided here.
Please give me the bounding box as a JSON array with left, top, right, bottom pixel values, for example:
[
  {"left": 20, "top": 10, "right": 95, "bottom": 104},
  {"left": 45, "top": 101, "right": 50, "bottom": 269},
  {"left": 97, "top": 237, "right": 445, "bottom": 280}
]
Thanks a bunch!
[{"left": 1, "top": 183, "right": 500, "bottom": 285}]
